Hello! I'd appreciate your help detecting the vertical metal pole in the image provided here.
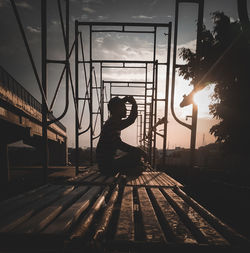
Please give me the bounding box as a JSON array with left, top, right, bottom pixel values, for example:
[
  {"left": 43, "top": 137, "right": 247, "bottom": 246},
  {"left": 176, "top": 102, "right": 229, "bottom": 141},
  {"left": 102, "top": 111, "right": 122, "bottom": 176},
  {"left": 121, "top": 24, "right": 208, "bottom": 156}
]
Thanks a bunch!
[
  {"left": 136, "top": 115, "right": 139, "bottom": 146},
  {"left": 65, "top": 0, "right": 69, "bottom": 166},
  {"left": 75, "top": 20, "right": 79, "bottom": 175},
  {"left": 149, "top": 26, "right": 157, "bottom": 166},
  {"left": 90, "top": 25, "right": 93, "bottom": 165},
  {"left": 143, "top": 63, "right": 148, "bottom": 150},
  {"left": 41, "top": 0, "right": 48, "bottom": 183},
  {"left": 152, "top": 60, "right": 158, "bottom": 168},
  {"left": 190, "top": 0, "right": 204, "bottom": 168},
  {"left": 140, "top": 114, "right": 143, "bottom": 146},
  {"left": 100, "top": 64, "right": 104, "bottom": 128},
  {"left": 162, "top": 23, "right": 172, "bottom": 165}
]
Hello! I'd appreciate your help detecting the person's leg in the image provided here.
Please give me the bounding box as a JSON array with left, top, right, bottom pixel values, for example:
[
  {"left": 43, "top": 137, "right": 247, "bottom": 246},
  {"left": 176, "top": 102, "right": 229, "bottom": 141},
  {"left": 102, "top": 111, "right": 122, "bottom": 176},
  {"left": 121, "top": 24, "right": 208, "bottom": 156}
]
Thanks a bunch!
[
  {"left": 113, "top": 151, "right": 144, "bottom": 176},
  {"left": 97, "top": 158, "right": 117, "bottom": 176}
]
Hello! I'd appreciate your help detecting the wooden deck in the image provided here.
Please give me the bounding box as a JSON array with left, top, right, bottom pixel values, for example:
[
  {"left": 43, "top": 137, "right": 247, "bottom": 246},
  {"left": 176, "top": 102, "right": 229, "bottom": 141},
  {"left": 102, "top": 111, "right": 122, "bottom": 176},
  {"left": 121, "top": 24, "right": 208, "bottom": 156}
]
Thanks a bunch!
[{"left": 0, "top": 169, "right": 249, "bottom": 252}]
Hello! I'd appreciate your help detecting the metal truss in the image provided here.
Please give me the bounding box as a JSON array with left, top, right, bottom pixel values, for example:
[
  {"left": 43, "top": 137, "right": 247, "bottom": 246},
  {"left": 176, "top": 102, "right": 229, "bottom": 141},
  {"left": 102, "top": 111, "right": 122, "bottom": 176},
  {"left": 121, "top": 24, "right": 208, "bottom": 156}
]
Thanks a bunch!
[{"left": 75, "top": 22, "right": 172, "bottom": 172}]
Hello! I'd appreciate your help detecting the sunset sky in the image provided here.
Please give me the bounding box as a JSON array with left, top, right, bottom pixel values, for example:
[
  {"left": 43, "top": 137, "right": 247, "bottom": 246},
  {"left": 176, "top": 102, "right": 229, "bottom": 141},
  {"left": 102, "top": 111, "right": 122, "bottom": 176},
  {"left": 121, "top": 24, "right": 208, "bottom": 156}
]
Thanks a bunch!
[{"left": 0, "top": 0, "right": 246, "bottom": 149}]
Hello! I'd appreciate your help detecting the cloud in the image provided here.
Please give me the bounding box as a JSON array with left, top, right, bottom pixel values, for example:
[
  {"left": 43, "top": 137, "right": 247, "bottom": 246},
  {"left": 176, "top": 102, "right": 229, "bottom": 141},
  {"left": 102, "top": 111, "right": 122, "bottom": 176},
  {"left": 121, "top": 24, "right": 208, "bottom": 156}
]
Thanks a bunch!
[
  {"left": 82, "top": 0, "right": 103, "bottom": 4},
  {"left": 16, "top": 1, "right": 32, "bottom": 9},
  {"left": 80, "top": 14, "right": 89, "bottom": 20},
  {"left": 26, "top": 26, "right": 40, "bottom": 33},
  {"left": 149, "top": 0, "right": 158, "bottom": 7},
  {"left": 177, "top": 39, "right": 197, "bottom": 55},
  {"left": 132, "top": 15, "right": 155, "bottom": 19},
  {"left": 83, "top": 7, "right": 96, "bottom": 13},
  {"left": 97, "top": 15, "right": 108, "bottom": 20}
]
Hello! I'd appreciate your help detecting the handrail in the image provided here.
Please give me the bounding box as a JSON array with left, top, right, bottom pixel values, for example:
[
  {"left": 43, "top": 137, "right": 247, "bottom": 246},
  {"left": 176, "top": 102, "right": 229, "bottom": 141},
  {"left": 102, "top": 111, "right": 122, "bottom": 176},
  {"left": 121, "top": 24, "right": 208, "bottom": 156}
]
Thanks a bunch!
[
  {"left": 0, "top": 66, "right": 66, "bottom": 132},
  {"left": 170, "top": 0, "right": 192, "bottom": 130}
]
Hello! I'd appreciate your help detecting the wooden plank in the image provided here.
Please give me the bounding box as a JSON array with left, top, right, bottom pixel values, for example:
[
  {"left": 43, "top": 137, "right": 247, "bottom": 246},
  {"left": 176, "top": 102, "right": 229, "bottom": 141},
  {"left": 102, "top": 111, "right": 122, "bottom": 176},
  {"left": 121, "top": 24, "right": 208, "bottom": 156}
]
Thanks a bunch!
[
  {"left": 142, "top": 172, "right": 168, "bottom": 187},
  {"left": 93, "top": 185, "right": 119, "bottom": 242},
  {"left": 150, "top": 188, "right": 197, "bottom": 244},
  {"left": 12, "top": 186, "right": 87, "bottom": 234},
  {"left": 142, "top": 172, "right": 159, "bottom": 186},
  {"left": 115, "top": 186, "right": 134, "bottom": 241},
  {"left": 0, "top": 185, "right": 74, "bottom": 233},
  {"left": 105, "top": 173, "right": 118, "bottom": 184},
  {"left": 139, "top": 173, "right": 149, "bottom": 186},
  {"left": 0, "top": 184, "right": 56, "bottom": 217},
  {"left": 174, "top": 187, "right": 249, "bottom": 245},
  {"left": 43, "top": 186, "right": 101, "bottom": 235},
  {"left": 74, "top": 171, "right": 97, "bottom": 183},
  {"left": 81, "top": 173, "right": 100, "bottom": 183},
  {"left": 137, "top": 187, "right": 166, "bottom": 242},
  {"left": 93, "top": 175, "right": 107, "bottom": 183},
  {"left": 70, "top": 186, "right": 109, "bottom": 239},
  {"left": 0, "top": 184, "right": 48, "bottom": 210},
  {"left": 138, "top": 175, "right": 145, "bottom": 186},
  {"left": 154, "top": 172, "right": 170, "bottom": 187},
  {"left": 105, "top": 176, "right": 114, "bottom": 184},
  {"left": 68, "top": 171, "right": 95, "bottom": 183},
  {"left": 158, "top": 173, "right": 174, "bottom": 187},
  {"left": 150, "top": 172, "right": 163, "bottom": 186},
  {"left": 163, "top": 173, "right": 183, "bottom": 187},
  {"left": 162, "top": 188, "right": 229, "bottom": 245},
  {"left": 135, "top": 177, "right": 141, "bottom": 186}
]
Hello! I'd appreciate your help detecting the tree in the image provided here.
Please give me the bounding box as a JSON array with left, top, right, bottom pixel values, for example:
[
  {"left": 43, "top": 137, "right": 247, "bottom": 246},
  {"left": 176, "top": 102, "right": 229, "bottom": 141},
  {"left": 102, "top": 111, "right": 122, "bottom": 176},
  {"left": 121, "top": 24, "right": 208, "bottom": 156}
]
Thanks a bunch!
[{"left": 179, "top": 12, "right": 250, "bottom": 154}]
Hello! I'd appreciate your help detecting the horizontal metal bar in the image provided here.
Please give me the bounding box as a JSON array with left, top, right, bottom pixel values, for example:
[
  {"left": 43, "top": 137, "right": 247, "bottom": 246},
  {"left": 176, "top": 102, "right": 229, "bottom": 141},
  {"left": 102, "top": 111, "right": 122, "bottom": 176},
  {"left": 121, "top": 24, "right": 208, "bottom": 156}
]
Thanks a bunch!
[
  {"left": 79, "top": 60, "right": 156, "bottom": 64},
  {"left": 78, "top": 21, "right": 171, "bottom": 27},
  {"left": 78, "top": 98, "right": 91, "bottom": 100},
  {"left": 102, "top": 66, "right": 146, "bottom": 69},
  {"left": 47, "top": 59, "right": 67, "bottom": 64},
  {"left": 110, "top": 85, "right": 146, "bottom": 88},
  {"left": 177, "top": 0, "right": 201, "bottom": 3},
  {"left": 104, "top": 81, "right": 153, "bottom": 84},
  {"left": 111, "top": 94, "right": 145, "bottom": 97},
  {"left": 92, "top": 30, "right": 155, "bottom": 34}
]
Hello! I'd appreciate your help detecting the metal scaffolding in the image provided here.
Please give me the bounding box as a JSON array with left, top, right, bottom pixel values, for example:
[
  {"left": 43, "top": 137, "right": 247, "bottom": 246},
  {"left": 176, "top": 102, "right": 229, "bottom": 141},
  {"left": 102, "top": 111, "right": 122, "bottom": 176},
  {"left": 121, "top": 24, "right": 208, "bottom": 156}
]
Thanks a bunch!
[
  {"left": 9, "top": 0, "right": 206, "bottom": 181},
  {"left": 74, "top": 22, "right": 172, "bottom": 172},
  {"left": 171, "top": 0, "right": 204, "bottom": 169},
  {"left": 10, "top": 0, "right": 71, "bottom": 183}
]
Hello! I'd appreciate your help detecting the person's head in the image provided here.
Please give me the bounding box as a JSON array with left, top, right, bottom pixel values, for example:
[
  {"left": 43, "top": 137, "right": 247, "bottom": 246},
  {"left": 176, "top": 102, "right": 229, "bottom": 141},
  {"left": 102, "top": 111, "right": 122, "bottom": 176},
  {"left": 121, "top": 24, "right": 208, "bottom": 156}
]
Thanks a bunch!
[{"left": 108, "top": 96, "right": 126, "bottom": 118}]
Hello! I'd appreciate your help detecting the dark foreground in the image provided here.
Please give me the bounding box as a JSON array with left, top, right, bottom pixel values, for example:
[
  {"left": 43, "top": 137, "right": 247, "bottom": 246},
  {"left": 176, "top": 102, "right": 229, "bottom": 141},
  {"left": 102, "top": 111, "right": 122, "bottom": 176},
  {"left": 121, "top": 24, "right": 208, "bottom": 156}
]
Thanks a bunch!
[{"left": 0, "top": 166, "right": 249, "bottom": 253}]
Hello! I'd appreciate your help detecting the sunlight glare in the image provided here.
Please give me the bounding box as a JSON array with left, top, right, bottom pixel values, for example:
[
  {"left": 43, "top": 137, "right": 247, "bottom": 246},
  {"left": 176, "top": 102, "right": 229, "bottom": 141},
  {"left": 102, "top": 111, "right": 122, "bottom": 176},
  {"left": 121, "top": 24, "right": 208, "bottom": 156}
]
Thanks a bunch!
[{"left": 193, "top": 84, "right": 215, "bottom": 118}]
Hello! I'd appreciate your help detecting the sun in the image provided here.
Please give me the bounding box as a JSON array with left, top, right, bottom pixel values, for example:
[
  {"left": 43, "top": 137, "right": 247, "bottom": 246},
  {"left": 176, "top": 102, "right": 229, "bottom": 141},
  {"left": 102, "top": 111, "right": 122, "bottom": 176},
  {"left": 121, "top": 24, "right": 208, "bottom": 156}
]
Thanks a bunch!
[{"left": 193, "top": 84, "right": 215, "bottom": 117}]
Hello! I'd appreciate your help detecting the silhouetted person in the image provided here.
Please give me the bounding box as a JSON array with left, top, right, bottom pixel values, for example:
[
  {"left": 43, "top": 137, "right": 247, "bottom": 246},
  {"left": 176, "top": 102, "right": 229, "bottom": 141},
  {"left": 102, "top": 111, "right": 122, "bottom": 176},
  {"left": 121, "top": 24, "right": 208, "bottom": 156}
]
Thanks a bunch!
[{"left": 96, "top": 95, "right": 147, "bottom": 176}]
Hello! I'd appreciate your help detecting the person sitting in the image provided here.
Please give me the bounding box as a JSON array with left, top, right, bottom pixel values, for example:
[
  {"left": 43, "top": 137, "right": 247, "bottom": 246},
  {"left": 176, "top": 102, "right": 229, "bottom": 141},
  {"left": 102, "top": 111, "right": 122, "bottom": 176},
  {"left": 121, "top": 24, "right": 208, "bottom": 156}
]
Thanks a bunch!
[{"left": 96, "top": 95, "right": 147, "bottom": 176}]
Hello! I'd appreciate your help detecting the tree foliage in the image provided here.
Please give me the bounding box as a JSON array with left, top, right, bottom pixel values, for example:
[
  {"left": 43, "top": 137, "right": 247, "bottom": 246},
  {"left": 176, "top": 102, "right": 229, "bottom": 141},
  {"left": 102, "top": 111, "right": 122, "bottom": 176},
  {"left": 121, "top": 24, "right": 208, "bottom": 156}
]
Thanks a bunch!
[{"left": 179, "top": 12, "right": 250, "bottom": 154}]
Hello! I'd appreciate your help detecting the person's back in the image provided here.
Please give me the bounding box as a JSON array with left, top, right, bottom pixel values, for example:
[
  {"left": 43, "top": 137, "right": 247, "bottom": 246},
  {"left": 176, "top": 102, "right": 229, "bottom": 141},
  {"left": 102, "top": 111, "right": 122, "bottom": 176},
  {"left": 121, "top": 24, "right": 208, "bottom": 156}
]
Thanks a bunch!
[{"left": 96, "top": 96, "right": 147, "bottom": 175}]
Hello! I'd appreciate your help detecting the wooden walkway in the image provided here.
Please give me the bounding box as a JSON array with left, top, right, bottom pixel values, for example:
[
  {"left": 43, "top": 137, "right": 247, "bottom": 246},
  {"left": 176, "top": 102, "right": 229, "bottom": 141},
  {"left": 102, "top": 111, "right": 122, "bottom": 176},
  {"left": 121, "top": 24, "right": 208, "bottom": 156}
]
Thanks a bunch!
[{"left": 0, "top": 169, "right": 249, "bottom": 252}]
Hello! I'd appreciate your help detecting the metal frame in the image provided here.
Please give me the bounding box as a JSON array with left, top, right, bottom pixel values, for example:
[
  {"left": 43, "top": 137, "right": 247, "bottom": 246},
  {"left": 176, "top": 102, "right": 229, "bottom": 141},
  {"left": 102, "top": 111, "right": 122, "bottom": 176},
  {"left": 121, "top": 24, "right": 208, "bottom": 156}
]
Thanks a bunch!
[
  {"left": 171, "top": 0, "right": 204, "bottom": 168},
  {"left": 10, "top": 0, "right": 70, "bottom": 183},
  {"left": 75, "top": 22, "right": 172, "bottom": 172},
  {"left": 9, "top": 0, "right": 205, "bottom": 179}
]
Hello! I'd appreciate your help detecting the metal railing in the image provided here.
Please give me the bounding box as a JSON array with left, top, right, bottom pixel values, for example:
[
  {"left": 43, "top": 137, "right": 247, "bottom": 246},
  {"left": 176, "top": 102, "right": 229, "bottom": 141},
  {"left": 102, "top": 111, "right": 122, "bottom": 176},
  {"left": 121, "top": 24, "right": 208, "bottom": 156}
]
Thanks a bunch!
[{"left": 0, "top": 65, "right": 66, "bottom": 132}]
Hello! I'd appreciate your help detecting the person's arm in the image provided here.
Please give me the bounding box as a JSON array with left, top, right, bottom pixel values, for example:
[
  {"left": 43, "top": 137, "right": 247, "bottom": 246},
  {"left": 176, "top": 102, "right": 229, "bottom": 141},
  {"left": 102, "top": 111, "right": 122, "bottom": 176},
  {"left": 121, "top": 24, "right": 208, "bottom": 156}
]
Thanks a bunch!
[{"left": 119, "top": 96, "right": 138, "bottom": 130}]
